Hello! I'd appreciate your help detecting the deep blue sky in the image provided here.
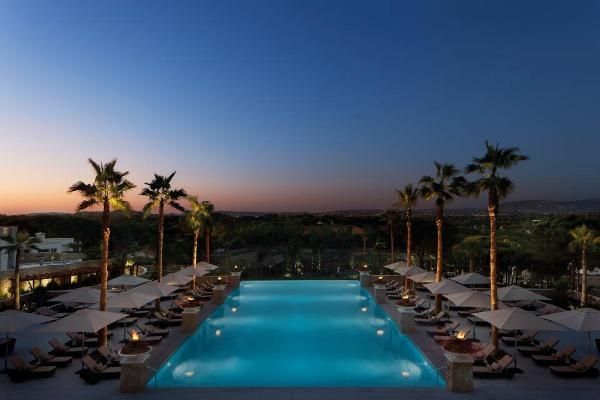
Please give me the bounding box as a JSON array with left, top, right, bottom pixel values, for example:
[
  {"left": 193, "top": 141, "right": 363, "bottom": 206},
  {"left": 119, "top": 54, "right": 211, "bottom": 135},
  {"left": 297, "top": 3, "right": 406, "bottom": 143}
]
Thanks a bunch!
[{"left": 1, "top": 0, "right": 599, "bottom": 213}]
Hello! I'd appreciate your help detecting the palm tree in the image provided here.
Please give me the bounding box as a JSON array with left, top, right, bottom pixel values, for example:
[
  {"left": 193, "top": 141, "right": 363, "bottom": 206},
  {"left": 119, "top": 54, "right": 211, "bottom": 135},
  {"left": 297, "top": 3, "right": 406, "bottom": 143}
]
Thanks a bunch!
[
  {"left": 568, "top": 225, "right": 600, "bottom": 306},
  {"left": 394, "top": 184, "right": 419, "bottom": 266},
  {"left": 452, "top": 235, "right": 487, "bottom": 273},
  {"left": 420, "top": 163, "right": 466, "bottom": 313},
  {"left": 199, "top": 201, "right": 215, "bottom": 263},
  {"left": 383, "top": 210, "right": 396, "bottom": 262},
  {"left": 0, "top": 232, "right": 41, "bottom": 310},
  {"left": 141, "top": 172, "right": 186, "bottom": 282},
  {"left": 466, "top": 141, "right": 528, "bottom": 347},
  {"left": 69, "top": 158, "right": 135, "bottom": 347},
  {"left": 185, "top": 195, "right": 205, "bottom": 267}
]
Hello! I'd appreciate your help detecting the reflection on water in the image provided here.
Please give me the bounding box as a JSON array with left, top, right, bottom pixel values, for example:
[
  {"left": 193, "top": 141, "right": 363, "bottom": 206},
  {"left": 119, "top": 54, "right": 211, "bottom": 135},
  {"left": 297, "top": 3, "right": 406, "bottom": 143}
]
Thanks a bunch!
[{"left": 151, "top": 280, "right": 444, "bottom": 388}]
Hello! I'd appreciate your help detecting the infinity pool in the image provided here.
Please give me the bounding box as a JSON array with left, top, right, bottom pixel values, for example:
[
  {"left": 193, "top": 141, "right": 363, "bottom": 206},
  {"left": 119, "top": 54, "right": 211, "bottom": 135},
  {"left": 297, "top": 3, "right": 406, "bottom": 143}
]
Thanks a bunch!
[{"left": 150, "top": 280, "right": 444, "bottom": 388}]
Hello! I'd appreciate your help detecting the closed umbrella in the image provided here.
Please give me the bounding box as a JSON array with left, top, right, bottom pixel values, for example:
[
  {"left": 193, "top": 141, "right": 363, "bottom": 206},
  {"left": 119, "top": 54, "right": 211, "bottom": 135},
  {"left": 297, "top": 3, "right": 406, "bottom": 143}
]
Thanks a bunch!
[
  {"left": 473, "top": 307, "right": 564, "bottom": 368},
  {"left": 492, "top": 285, "right": 551, "bottom": 302},
  {"left": 424, "top": 280, "right": 467, "bottom": 295},
  {"left": 50, "top": 287, "right": 114, "bottom": 305},
  {"left": 0, "top": 310, "right": 55, "bottom": 371},
  {"left": 450, "top": 272, "right": 490, "bottom": 286},
  {"left": 108, "top": 274, "right": 150, "bottom": 287},
  {"left": 38, "top": 309, "right": 128, "bottom": 369},
  {"left": 542, "top": 308, "right": 600, "bottom": 353}
]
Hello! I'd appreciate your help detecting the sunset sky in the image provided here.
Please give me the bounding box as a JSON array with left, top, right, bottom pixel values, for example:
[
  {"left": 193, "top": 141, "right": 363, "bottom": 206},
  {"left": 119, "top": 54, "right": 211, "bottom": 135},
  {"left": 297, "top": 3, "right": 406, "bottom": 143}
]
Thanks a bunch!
[{"left": 1, "top": 0, "right": 599, "bottom": 214}]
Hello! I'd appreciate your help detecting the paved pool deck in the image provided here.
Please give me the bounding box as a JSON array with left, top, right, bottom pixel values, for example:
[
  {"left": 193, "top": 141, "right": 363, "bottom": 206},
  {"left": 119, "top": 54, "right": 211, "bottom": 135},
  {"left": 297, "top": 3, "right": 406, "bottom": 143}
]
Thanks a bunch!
[{"left": 2, "top": 281, "right": 599, "bottom": 400}]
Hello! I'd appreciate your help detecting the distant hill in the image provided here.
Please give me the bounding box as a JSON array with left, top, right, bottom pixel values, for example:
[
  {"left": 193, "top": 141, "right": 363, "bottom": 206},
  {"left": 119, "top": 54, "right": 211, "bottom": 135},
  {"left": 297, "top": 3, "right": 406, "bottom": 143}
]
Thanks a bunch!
[{"left": 497, "top": 199, "right": 600, "bottom": 215}]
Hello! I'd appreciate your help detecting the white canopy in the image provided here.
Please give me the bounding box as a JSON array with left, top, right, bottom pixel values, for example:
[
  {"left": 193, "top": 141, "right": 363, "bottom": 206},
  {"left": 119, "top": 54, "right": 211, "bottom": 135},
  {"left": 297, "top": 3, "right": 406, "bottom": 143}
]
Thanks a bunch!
[
  {"left": 473, "top": 307, "right": 564, "bottom": 331},
  {"left": 424, "top": 280, "right": 468, "bottom": 295},
  {"left": 450, "top": 272, "right": 490, "bottom": 286},
  {"left": 0, "top": 310, "right": 55, "bottom": 333},
  {"left": 195, "top": 261, "right": 219, "bottom": 271},
  {"left": 493, "top": 285, "right": 551, "bottom": 302},
  {"left": 104, "top": 291, "right": 155, "bottom": 309},
  {"left": 399, "top": 265, "right": 426, "bottom": 277},
  {"left": 108, "top": 274, "right": 150, "bottom": 287},
  {"left": 384, "top": 261, "right": 407, "bottom": 272},
  {"left": 408, "top": 271, "right": 438, "bottom": 283},
  {"left": 444, "top": 291, "right": 500, "bottom": 309},
  {"left": 162, "top": 272, "right": 193, "bottom": 286},
  {"left": 179, "top": 266, "right": 210, "bottom": 277},
  {"left": 50, "top": 287, "right": 114, "bottom": 304},
  {"left": 542, "top": 308, "right": 600, "bottom": 332},
  {"left": 130, "top": 281, "right": 177, "bottom": 298},
  {"left": 37, "top": 309, "right": 128, "bottom": 334}
]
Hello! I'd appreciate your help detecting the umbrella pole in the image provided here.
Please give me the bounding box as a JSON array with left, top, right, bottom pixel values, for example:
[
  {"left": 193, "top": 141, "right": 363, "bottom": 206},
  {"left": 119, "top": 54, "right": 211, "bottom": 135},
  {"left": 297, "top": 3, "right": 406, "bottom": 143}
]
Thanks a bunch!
[
  {"left": 514, "top": 329, "right": 518, "bottom": 369},
  {"left": 81, "top": 331, "right": 85, "bottom": 372}
]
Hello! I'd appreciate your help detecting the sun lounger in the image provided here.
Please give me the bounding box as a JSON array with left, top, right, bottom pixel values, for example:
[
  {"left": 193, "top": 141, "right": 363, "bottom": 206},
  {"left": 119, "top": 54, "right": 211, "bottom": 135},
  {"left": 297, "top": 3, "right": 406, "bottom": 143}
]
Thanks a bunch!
[
  {"left": 414, "top": 306, "right": 436, "bottom": 318},
  {"left": 457, "top": 308, "right": 483, "bottom": 318},
  {"left": 415, "top": 311, "right": 450, "bottom": 325},
  {"left": 136, "top": 323, "right": 169, "bottom": 337},
  {"left": 427, "top": 321, "right": 460, "bottom": 336},
  {"left": 66, "top": 332, "right": 98, "bottom": 347},
  {"left": 150, "top": 311, "right": 182, "bottom": 327},
  {"left": 7, "top": 356, "right": 56, "bottom": 382},
  {"left": 473, "top": 355, "right": 514, "bottom": 378},
  {"left": 48, "top": 338, "right": 86, "bottom": 357},
  {"left": 472, "top": 344, "right": 496, "bottom": 364},
  {"left": 467, "top": 316, "right": 490, "bottom": 326},
  {"left": 80, "top": 355, "right": 121, "bottom": 383},
  {"left": 35, "top": 306, "right": 69, "bottom": 319},
  {"left": 518, "top": 336, "right": 559, "bottom": 356},
  {"left": 95, "top": 345, "right": 121, "bottom": 366},
  {"left": 30, "top": 347, "right": 72, "bottom": 367},
  {"left": 501, "top": 330, "right": 538, "bottom": 345},
  {"left": 550, "top": 355, "right": 599, "bottom": 378},
  {"left": 532, "top": 345, "right": 576, "bottom": 366}
]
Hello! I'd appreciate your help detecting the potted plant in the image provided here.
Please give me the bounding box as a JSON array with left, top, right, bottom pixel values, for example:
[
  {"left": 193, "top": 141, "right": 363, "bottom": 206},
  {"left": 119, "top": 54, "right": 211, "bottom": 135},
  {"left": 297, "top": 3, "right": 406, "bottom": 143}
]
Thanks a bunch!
[{"left": 118, "top": 335, "right": 152, "bottom": 363}]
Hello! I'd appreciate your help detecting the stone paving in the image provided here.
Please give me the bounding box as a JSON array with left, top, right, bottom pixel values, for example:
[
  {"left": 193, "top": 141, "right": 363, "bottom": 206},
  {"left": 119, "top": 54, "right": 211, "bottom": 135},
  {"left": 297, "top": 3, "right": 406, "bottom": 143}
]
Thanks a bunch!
[{"left": 2, "top": 283, "right": 599, "bottom": 400}]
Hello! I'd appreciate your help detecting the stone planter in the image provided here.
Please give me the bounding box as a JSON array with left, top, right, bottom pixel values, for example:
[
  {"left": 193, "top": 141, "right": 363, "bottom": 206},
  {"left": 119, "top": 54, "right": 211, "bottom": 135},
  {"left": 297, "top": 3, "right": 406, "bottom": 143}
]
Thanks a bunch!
[
  {"left": 118, "top": 346, "right": 152, "bottom": 364},
  {"left": 211, "top": 284, "right": 226, "bottom": 304},
  {"left": 181, "top": 307, "right": 201, "bottom": 333},
  {"left": 396, "top": 307, "right": 417, "bottom": 333},
  {"left": 359, "top": 271, "right": 370, "bottom": 287},
  {"left": 443, "top": 351, "right": 474, "bottom": 393},
  {"left": 230, "top": 272, "right": 242, "bottom": 288}
]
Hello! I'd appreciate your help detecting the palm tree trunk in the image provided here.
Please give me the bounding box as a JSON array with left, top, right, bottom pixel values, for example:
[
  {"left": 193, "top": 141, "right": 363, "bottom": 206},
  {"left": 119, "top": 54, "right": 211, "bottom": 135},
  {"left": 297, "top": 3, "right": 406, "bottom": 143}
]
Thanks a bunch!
[
  {"left": 581, "top": 246, "right": 588, "bottom": 306},
  {"left": 14, "top": 247, "right": 21, "bottom": 310},
  {"left": 98, "top": 199, "right": 110, "bottom": 347},
  {"left": 205, "top": 227, "right": 211, "bottom": 263},
  {"left": 192, "top": 231, "right": 199, "bottom": 267},
  {"left": 406, "top": 210, "right": 412, "bottom": 266},
  {"left": 469, "top": 257, "right": 474, "bottom": 273},
  {"left": 157, "top": 201, "right": 164, "bottom": 281},
  {"left": 362, "top": 236, "right": 367, "bottom": 257},
  {"left": 434, "top": 208, "right": 443, "bottom": 313},
  {"left": 488, "top": 192, "right": 499, "bottom": 348}
]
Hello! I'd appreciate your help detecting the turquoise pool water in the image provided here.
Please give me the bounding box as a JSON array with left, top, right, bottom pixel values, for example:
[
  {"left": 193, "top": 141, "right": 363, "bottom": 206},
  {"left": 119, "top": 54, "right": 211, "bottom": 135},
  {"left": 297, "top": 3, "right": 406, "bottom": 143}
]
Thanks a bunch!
[{"left": 150, "top": 280, "right": 444, "bottom": 388}]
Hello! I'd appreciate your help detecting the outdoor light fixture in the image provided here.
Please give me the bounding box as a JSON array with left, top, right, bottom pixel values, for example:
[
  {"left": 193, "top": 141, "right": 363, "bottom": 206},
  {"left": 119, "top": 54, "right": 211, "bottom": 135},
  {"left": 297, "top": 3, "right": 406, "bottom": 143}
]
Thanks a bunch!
[
  {"left": 376, "top": 329, "right": 384, "bottom": 336},
  {"left": 217, "top": 276, "right": 222, "bottom": 282}
]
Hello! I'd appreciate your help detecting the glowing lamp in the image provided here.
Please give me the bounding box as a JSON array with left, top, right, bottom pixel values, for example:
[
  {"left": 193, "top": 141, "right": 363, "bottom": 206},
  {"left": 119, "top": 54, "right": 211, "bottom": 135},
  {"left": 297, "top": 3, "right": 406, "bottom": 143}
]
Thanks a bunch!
[
  {"left": 376, "top": 329, "right": 384, "bottom": 336},
  {"left": 361, "top": 307, "right": 368, "bottom": 312},
  {"left": 456, "top": 331, "right": 467, "bottom": 340},
  {"left": 232, "top": 307, "right": 237, "bottom": 312},
  {"left": 215, "top": 329, "right": 222, "bottom": 337}
]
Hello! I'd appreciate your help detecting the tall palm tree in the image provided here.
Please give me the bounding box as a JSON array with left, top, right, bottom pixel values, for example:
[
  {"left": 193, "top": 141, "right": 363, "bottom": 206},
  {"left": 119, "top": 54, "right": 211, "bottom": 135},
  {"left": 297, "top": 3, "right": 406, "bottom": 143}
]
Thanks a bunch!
[
  {"left": 452, "top": 235, "right": 487, "bottom": 273},
  {"left": 394, "top": 184, "right": 419, "bottom": 267},
  {"left": 141, "top": 172, "right": 186, "bottom": 281},
  {"left": 0, "top": 232, "right": 41, "bottom": 310},
  {"left": 69, "top": 158, "right": 135, "bottom": 347},
  {"left": 383, "top": 210, "right": 396, "bottom": 262},
  {"left": 568, "top": 225, "right": 600, "bottom": 306},
  {"left": 199, "top": 201, "right": 215, "bottom": 263},
  {"left": 466, "top": 141, "right": 528, "bottom": 347},
  {"left": 420, "top": 163, "right": 466, "bottom": 313},
  {"left": 185, "top": 195, "right": 205, "bottom": 267}
]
